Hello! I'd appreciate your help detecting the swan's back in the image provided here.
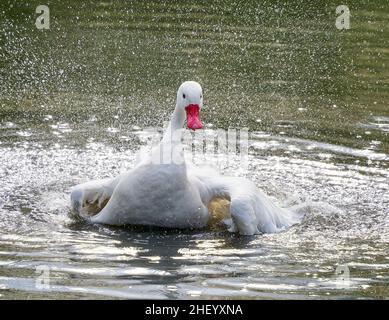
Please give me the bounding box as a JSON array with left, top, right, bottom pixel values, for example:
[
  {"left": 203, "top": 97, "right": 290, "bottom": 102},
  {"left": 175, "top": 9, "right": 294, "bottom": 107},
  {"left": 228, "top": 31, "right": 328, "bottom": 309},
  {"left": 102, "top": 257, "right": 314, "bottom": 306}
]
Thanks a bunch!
[{"left": 91, "top": 163, "right": 209, "bottom": 228}]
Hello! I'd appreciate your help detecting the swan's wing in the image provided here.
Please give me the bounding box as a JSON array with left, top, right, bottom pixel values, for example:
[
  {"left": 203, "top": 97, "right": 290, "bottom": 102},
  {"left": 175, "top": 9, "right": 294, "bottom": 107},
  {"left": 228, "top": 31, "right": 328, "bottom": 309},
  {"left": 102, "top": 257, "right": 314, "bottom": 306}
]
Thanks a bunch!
[
  {"left": 195, "top": 174, "right": 301, "bottom": 235},
  {"left": 70, "top": 176, "right": 121, "bottom": 218}
]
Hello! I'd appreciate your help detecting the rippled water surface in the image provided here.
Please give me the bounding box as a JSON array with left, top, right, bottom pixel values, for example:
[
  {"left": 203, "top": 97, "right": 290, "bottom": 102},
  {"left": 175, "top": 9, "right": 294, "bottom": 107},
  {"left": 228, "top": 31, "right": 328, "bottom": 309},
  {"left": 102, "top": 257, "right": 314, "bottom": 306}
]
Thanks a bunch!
[{"left": 0, "top": 1, "right": 388, "bottom": 299}]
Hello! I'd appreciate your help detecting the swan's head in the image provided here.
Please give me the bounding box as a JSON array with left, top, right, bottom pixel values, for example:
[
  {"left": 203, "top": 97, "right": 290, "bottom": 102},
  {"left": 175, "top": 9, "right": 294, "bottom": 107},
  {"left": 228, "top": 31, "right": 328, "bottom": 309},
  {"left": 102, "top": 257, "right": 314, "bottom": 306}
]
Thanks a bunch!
[{"left": 176, "top": 81, "right": 203, "bottom": 130}]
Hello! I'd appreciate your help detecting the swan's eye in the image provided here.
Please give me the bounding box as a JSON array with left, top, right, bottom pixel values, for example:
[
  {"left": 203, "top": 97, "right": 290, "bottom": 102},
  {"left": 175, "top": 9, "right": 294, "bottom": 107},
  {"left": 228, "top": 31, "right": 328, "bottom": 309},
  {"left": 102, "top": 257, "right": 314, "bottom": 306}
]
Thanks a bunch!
[
  {"left": 183, "top": 94, "right": 186, "bottom": 99},
  {"left": 200, "top": 94, "right": 202, "bottom": 99}
]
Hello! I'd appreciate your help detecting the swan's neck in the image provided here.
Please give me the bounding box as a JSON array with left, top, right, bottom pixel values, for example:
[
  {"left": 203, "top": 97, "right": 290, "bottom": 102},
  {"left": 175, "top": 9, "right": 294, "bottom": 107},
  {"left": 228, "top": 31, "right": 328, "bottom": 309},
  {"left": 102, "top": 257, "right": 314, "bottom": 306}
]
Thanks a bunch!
[
  {"left": 162, "top": 105, "right": 185, "bottom": 143},
  {"left": 149, "top": 105, "right": 185, "bottom": 166}
]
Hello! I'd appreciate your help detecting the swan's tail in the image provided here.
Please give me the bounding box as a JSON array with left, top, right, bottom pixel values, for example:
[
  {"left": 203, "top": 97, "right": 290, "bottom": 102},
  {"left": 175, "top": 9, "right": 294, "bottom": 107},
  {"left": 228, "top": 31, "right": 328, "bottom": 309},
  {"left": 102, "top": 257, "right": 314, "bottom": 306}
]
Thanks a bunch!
[{"left": 250, "top": 190, "right": 303, "bottom": 234}]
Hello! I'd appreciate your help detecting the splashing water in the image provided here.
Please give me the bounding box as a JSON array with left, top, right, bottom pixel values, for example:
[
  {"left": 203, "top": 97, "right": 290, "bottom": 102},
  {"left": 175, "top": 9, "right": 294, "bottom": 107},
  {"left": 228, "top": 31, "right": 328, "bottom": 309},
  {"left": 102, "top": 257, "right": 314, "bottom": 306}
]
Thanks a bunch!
[{"left": 0, "top": 120, "right": 387, "bottom": 299}]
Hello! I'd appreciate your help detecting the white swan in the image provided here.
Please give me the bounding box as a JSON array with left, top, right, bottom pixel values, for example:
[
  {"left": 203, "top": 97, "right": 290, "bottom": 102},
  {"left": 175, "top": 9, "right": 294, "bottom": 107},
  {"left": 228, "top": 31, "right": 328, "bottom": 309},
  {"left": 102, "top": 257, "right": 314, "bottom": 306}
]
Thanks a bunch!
[{"left": 70, "top": 81, "right": 300, "bottom": 235}]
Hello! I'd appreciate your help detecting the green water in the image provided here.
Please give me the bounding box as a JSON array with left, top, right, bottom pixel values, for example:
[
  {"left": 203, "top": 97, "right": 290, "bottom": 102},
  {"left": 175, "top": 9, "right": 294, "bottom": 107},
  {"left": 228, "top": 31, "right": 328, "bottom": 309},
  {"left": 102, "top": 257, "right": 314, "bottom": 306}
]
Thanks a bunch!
[
  {"left": 0, "top": 1, "right": 388, "bottom": 300},
  {"left": 1, "top": 0, "right": 388, "bottom": 151}
]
